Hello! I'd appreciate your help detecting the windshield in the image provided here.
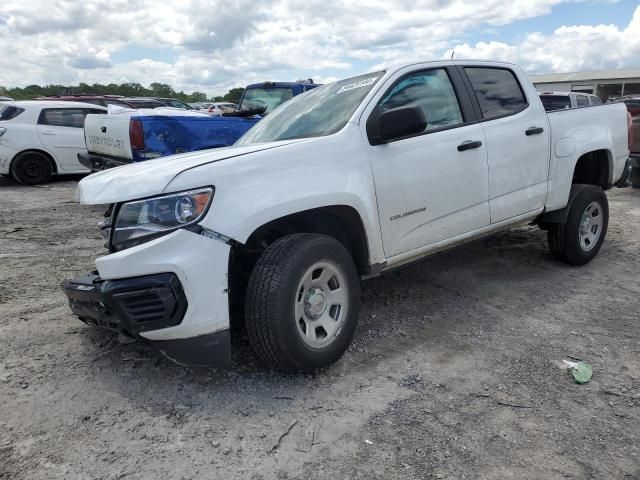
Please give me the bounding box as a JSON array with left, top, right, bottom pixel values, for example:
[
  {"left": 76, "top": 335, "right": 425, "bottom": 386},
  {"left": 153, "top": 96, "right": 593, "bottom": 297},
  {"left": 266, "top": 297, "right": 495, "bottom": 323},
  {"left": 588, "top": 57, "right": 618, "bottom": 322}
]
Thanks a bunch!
[
  {"left": 237, "top": 71, "right": 384, "bottom": 145},
  {"left": 540, "top": 95, "right": 571, "bottom": 112},
  {"left": 240, "top": 87, "right": 294, "bottom": 113}
]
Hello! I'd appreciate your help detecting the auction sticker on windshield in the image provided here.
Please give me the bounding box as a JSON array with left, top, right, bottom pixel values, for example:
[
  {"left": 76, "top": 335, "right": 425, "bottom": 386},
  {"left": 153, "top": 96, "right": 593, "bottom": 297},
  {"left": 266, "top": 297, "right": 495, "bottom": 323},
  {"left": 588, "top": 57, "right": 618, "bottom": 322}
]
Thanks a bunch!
[{"left": 337, "top": 77, "right": 379, "bottom": 94}]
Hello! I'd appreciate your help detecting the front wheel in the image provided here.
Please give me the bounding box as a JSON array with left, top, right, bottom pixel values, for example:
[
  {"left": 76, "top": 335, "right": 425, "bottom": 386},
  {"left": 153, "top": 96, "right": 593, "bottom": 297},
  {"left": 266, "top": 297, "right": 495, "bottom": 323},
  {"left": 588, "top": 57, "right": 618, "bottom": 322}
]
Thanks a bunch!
[
  {"left": 245, "top": 233, "right": 361, "bottom": 373},
  {"left": 548, "top": 185, "right": 609, "bottom": 266}
]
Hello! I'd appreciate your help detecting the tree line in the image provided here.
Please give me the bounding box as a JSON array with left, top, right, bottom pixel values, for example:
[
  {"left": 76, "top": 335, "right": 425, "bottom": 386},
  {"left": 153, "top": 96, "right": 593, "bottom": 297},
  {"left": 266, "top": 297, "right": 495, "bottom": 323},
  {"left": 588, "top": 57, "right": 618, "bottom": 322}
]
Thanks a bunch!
[{"left": 0, "top": 82, "right": 245, "bottom": 104}]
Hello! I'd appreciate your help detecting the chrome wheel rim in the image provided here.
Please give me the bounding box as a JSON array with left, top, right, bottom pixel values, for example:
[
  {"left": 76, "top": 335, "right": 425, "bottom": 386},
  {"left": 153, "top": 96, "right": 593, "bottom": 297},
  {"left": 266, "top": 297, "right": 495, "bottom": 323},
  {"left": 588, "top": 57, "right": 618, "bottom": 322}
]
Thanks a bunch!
[
  {"left": 579, "top": 201, "right": 603, "bottom": 252},
  {"left": 294, "top": 261, "right": 348, "bottom": 349}
]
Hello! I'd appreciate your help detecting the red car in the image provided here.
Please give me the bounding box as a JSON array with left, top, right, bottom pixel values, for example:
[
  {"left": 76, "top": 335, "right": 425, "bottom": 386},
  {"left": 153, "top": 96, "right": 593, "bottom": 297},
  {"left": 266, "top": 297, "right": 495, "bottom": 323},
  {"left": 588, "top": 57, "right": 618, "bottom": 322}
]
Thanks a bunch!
[{"left": 609, "top": 96, "right": 640, "bottom": 186}]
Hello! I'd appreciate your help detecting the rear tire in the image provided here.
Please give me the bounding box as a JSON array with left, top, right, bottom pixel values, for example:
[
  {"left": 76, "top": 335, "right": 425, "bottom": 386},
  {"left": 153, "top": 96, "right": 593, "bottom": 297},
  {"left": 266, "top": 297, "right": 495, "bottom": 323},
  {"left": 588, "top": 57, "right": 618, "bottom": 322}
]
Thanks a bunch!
[
  {"left": 631, "top": 166, "right": 640, "bottom": 188},
  {"left": 547, "top": 185, "right": 608, "bottom": 266},
  {"left": 245, "top": 233, "right": 360, "bottom": 373},
  {"left": 10, "top": 152, "right": 53, "bottom": 185}
]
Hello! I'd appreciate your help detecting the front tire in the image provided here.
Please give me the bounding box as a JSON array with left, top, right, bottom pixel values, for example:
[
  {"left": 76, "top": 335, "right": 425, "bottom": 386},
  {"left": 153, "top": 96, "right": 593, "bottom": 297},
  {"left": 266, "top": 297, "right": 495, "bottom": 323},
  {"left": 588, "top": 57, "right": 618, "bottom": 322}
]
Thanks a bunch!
[
  {"left": 10, "top": 152, "right": 53, "bottom": 185},
  {"left": 245, "top": 233, "right": 361, "bottom": 373},
  {"left": 548, "top": 185, "right": 609, "bottom": 266}
]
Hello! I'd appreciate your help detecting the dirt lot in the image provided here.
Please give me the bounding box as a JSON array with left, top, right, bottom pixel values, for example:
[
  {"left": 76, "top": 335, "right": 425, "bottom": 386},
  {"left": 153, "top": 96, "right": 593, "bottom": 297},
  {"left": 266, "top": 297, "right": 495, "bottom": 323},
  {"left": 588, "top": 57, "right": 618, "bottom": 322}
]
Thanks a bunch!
[{"left": 0, "top": 176, "right": 639, "bottom": 480}]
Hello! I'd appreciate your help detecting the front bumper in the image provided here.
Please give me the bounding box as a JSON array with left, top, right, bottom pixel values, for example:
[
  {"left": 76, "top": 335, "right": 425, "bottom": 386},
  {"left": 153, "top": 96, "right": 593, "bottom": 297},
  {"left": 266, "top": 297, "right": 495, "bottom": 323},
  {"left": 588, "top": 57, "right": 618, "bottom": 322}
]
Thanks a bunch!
[
  {"left": 62, "top": 228, "right": 232, "bottom": 367},
  {"left": 62, "top": 271, "right": 231, "bottom": 367},
  {"left": 78, "top": 152, "right": 130, "bottom": 171},
  {"left": 62, "top": 271, "right": 187, "bottom": 335}
]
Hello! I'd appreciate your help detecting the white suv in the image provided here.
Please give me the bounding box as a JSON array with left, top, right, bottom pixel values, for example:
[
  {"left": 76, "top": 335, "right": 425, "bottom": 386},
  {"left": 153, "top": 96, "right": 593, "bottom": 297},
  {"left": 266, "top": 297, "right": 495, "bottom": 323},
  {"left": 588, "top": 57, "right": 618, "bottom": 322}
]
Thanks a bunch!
[{"left": 0, "top": 101, "right": 106, "bottom": 185}]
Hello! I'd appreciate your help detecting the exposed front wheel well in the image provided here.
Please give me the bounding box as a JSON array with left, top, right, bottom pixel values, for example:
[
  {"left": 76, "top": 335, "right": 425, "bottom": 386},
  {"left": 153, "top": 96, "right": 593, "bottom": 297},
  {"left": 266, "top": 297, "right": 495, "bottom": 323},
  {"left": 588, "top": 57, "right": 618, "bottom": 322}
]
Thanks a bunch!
[
  {"left": 228, "top": 206, "right": 370, "bottom": 329},
  {"left": 572, "top": 150, "right": 611, "bottom": 190}
]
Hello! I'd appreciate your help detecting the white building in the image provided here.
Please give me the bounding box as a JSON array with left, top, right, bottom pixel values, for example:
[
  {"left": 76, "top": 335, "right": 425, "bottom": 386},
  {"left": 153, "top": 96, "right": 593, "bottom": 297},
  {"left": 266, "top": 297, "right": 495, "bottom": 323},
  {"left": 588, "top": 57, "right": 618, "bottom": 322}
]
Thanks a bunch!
[{"left": 530, "top": 68, "right": 640, "bottom": 101}]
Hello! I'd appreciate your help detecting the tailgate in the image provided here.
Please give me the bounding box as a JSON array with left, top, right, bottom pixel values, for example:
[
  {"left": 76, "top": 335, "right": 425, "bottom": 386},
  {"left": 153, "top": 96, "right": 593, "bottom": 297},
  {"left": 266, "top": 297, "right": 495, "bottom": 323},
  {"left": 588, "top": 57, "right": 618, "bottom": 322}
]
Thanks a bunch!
[{"left": 84, "top": 113, "right": 133, "bottom": 160}]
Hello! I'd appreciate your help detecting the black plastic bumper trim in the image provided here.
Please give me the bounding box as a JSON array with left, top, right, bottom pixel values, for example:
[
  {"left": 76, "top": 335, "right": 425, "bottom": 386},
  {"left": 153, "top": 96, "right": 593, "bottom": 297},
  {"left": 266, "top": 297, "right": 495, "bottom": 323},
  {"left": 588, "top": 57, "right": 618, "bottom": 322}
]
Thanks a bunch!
[
  {"left": 62, "top": 271, "right": 187, "bottom": 335},
  {"left": 154, "top": 330, "right": 231, "bottom": 368}
]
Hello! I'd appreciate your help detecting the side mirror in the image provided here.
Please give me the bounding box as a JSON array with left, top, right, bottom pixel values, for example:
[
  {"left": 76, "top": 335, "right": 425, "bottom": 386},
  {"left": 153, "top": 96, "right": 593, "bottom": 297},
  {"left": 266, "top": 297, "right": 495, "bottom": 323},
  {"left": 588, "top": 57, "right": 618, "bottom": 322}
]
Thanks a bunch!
[{"left": 373, "top": 105, "right": 427, "bottom": 144}]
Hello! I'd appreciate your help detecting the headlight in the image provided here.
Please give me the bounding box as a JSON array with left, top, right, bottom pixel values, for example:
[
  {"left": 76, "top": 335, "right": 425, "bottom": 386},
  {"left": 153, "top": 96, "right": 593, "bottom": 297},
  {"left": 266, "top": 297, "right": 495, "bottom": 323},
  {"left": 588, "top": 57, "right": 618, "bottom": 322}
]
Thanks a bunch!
[{"left": 112, "top": 187, "right": 214, "bottom": 248}]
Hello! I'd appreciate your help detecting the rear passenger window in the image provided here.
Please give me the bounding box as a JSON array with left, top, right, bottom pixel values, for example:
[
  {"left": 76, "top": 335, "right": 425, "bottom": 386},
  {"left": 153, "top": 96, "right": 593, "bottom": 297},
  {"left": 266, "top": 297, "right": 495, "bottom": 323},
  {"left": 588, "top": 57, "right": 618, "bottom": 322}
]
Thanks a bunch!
[
  {"left": 576, "top": 95, "right": 589, "bottom": 107},
  {"left": 376, "top": 68, "right": 463, "bottom": 133},
  {"left": 0, "top": 106, "right": 25, "bottom": 121},
  {"left": 38, "top": 108, "right": 88, "bottom": 128},
  {"left": 464, "top": 67, "right": 528, "bottom": 119}
]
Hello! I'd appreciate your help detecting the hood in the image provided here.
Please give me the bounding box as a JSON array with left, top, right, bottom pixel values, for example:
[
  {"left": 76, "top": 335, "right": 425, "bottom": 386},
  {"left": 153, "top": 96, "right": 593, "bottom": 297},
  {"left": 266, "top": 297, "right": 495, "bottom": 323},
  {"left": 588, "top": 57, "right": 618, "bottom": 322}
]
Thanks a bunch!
[{"left": 76, "top": 141, "right": 299, "bottom": 205}]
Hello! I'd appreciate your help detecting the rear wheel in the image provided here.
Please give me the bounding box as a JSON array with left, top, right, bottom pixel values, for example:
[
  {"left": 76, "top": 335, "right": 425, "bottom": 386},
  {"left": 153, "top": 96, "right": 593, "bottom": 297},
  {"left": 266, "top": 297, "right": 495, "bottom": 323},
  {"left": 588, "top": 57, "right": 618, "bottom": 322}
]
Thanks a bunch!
[
  {"left": 245, "top": 233, "right": 360, "bottom": 373},
  {"left": 548, "top": 185, "right": 608, "bottom": 265},
  {"left": 631, "top": 166, "right": 640, "bottom": 188},
  {"left": 10, "top": 152, "right": 53, "bottom": 185}
]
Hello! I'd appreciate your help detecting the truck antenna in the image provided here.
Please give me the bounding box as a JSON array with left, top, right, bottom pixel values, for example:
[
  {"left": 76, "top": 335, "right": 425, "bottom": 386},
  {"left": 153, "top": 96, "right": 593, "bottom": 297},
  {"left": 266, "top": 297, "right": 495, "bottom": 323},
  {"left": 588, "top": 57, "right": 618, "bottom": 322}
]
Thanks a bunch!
[{"left": 451, "top": 50, "right": 455, "bottom": 60}]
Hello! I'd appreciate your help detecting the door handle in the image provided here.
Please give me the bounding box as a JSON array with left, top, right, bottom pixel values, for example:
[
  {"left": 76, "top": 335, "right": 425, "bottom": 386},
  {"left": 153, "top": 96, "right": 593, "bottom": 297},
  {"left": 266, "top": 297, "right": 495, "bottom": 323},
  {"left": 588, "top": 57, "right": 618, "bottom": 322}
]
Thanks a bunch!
[
  {"left": 40, "top": 130, "right": 55, "bottom": 135},
  {"left": 457, "top": 140, "right": 482, "bottom": 152},
  {"left": 525, "top": 127, "right": 544, "bottom": 136}
]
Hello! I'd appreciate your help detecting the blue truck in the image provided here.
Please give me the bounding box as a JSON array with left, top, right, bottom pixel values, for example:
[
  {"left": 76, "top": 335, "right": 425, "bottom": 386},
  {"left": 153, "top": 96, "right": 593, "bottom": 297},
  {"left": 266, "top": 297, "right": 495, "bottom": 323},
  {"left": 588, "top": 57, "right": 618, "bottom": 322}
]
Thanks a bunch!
[{"left": 79, "top": 80, "right": 319, "bottom": 170}]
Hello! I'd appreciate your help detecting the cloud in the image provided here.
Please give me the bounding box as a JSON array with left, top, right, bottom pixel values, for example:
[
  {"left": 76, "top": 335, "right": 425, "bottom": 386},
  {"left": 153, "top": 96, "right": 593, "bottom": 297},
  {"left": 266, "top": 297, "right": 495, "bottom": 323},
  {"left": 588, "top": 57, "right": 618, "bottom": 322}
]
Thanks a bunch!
[
  {"left": 0, "top": 0, "right": 638, "bottom": 96},
  {"left": 445, "top": 5, "right": 640, "bottom": 73},
  {"left": 68, "top": 56, "right": 112, "bottom": 70}
]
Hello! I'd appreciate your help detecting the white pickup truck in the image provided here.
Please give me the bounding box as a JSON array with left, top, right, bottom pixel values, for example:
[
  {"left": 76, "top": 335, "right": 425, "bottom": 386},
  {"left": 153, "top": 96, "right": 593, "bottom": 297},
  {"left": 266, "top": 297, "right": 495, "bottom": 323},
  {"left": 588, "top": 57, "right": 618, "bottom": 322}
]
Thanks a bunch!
[{"left": 62, "top": 60, "right": 631, "bottom": 373}]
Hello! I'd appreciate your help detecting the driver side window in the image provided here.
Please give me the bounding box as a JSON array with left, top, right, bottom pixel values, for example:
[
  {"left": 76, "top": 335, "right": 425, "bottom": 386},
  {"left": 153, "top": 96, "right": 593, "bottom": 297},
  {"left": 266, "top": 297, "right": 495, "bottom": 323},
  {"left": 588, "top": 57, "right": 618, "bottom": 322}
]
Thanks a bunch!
[{"left": 377, "top": 68, "right": 463, "bottom": 133}]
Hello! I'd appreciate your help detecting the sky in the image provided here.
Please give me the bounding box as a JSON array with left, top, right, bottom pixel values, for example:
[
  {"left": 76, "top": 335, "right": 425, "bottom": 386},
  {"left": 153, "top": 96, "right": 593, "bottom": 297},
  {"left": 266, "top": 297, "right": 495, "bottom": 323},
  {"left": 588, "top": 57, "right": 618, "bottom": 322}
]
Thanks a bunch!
[{"left": 0, "top": 0, "right": 639, "bottom": 96}]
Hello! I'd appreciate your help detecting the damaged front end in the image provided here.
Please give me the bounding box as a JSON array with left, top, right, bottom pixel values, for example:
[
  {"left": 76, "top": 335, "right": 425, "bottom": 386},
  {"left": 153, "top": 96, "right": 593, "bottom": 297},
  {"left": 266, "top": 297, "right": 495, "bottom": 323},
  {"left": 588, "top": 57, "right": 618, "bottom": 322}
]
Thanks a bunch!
[
  {"left": 62, "top": 186, "right": 234, "bottom": 368},
  {"left": 62, "top": 271, "right": 229, "bottom": 367}
]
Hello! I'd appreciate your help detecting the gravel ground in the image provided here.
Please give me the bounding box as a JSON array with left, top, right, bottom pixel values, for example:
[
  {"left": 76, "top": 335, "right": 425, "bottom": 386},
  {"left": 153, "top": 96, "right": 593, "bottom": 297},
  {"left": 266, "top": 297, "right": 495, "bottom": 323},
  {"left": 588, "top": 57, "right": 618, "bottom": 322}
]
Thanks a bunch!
[{"left": 0, "top": 176, "right": 639, "bottom": 480}]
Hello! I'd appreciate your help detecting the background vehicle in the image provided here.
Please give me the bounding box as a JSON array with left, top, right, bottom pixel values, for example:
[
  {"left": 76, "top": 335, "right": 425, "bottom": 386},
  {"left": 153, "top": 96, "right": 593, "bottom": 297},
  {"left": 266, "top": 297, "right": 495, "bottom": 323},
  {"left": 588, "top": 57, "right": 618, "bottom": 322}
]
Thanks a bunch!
[
  {"left": 116, "top": 98, "right": 166, "bottom": 109},
  {"left": 80, "top": 108, "right": 260, "bottom": 170},
  {"left": 37, "top": 95, "right": 161, "bottom": 109},
  {"left": 238, "top": 81, "right": 319, "bottom": 114},
  {"left": 80, "top": 81, "right": 319, "bottom": 170},
  {"left": 128, "top": 97, "right": 193, "bottom": 109},
  {"left": 539, "top": 91, "right": 603, "bottom": 112},
  {"left": 0, "top": 101, "right": 106, "bottom": 184},
  {"left": 206, "top": 102, "right": 238, "bottom": 115},
  {"left": 64, "top": 60, "right": 630, "bottom": 373},
  {"left": 608, "top": 96, "right": 640, "bottom": 186},
  {"left": 0, "top": 96, "right": 13, "bottom": 101}
]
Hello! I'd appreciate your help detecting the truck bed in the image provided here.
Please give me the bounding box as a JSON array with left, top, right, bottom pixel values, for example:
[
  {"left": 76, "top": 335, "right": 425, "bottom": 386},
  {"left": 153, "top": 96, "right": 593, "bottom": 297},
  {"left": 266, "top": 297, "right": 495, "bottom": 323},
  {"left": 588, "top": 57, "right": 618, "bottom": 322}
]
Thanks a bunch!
[
  {"left": 84, "top": 109, "right": 260, "bottom": 164},
  {"left": 544, "top": 102, "right": 629, "bottom": 211}
]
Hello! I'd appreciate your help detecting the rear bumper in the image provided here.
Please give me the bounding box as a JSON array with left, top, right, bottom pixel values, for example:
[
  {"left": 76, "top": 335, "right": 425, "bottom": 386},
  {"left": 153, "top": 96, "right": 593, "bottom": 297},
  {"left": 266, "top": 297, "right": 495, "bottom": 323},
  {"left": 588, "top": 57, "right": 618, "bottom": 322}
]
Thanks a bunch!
[
  {"left": 0, "top": 144, "right": 17, "bottom": 174},
  {"left": 78, "top": 152, "right": 130, "bottom": 171}
]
